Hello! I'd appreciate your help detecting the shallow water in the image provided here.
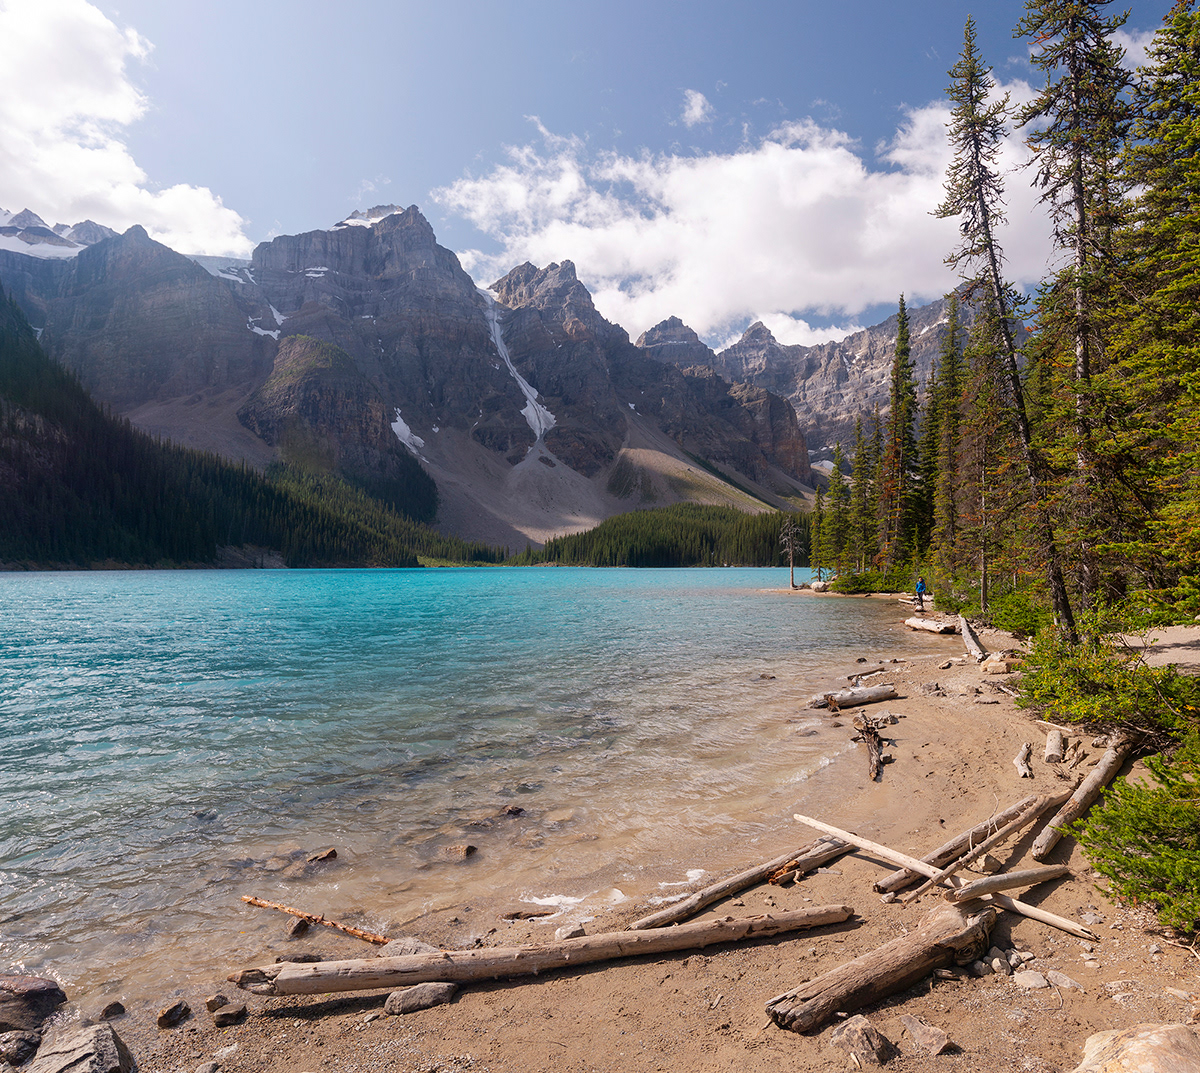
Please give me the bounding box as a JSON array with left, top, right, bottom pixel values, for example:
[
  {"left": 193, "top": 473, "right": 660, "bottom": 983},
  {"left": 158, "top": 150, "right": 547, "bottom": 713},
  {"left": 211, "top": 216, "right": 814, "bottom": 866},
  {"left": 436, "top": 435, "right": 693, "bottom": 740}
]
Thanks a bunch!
[{"left": 0, "top": 567, "right": 932, "bottom": 1002}]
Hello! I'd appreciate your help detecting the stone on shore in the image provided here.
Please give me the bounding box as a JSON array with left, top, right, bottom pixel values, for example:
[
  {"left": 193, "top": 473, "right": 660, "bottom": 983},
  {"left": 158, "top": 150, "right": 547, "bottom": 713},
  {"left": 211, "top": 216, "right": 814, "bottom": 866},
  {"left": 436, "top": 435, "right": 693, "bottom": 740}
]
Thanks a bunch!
[
  {"left": 830, "top": 1014, "right": 897, "bottom": 1066},
  {"left": 157, "top": 999, "right": 191, "bottom": 1028},
  {"left": 0, "top": 976, "right": 67, "bottom": 1034},
  {"left": 0, "top": 1030, "right": 41, "bottom": 1066},
  {"left": 24, "top": 1023, "right": 133, "bottom": 1073},
  {"left": 1068, "top": 1023, "right": 1200, "bottom": 1072},
  {"left": 384, "top": 982, "right": 458, "bottom": 1015},
  {"left": 212, "top": 1004, "right": 246, "bottom": 1027}
]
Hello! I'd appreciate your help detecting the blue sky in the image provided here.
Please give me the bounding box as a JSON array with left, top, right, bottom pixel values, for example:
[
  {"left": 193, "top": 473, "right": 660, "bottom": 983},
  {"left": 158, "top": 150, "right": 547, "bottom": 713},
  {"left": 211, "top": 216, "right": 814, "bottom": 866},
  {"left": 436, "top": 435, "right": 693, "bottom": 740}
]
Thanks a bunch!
[{"left": 0, "top": 0, "right": 1168, "bottom": 345}]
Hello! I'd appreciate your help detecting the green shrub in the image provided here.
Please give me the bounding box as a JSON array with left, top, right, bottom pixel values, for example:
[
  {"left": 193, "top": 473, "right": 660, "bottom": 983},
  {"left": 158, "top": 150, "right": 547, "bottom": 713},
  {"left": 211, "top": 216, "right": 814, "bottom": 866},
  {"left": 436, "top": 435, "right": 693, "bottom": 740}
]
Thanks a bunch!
[
  {"left": 829, "top": 566, "right": 915, "bottom": 594},
  {"left": 987, "top": 590, "right": 1053, "bottom": 638},
  {"left": 1070, "top": 730, "right": 1200, "bottom": 934}
]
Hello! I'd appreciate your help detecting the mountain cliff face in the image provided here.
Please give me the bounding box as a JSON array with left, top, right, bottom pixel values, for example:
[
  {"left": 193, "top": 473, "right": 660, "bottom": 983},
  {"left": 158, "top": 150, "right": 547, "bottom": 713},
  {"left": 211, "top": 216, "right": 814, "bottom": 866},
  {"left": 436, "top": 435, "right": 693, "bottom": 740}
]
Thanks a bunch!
[
  {"left": 700, "top": 298, "right": 963, "bottom": 451},
  {"left": 0, "top": 206, "right": 814, "bottom": 549}
]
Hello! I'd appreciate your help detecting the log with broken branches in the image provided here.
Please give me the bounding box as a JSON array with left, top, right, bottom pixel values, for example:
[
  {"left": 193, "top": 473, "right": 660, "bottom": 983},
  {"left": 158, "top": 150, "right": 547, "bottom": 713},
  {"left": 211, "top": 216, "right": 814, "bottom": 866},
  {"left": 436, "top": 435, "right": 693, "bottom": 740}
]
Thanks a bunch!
[
  {"left": 944, "top": 864, "right": 1071, "bottom": 903},
  {"left": 230, "top": 905, "right": 854, "bottom": 996},
  {"left": 873, "top": 793, "right": 1043, "bottom": 893},
  {"left": 792, "top": 813, "right": 1099, "bottom": 941},
  {"left": 241, "top": 896, "right": 390, "bottom": 945},
  {"left": 765, "top": 901, "right": 996, "bottom": 1033},
  {"left": 899, "top": 784, "right": 1076, "bottom": 904},
  {"left": 807, "top": 684, "right": 897, "bottom": 710},
  {"left": 626, "top": 838, "right": 850, "bottom": 929},
  {"left": 852, "top": 713, "right": 886, "bottom": 781},
  {"left": 1013, "top": 742, "right": 1033, "bottom": 778},
  {"left": 904, "top": 617, "right": 958, "bottom": 634},
  {"left": 958, "top": 615, "right": 988, "bottom": 662},
  {"left": 1031, "top": 732, "right": 1136, "bottom": 860}
]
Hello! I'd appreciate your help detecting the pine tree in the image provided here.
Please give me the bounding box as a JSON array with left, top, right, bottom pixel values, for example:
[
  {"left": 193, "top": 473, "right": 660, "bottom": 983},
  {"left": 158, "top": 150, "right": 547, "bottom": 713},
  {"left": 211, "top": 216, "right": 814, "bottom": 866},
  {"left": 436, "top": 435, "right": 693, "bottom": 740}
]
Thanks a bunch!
[
  {"left": 931, "top": 295, "right": 966, "bottom": 580},
  {"left": 936, "top": 14, "right": 1078, "bottom": 640},
  {"left": 824, "top": 443, "right": 851, "bottom": 572},
  {"left": 876, "top": 296, "right": 918, "bottom": 566}
]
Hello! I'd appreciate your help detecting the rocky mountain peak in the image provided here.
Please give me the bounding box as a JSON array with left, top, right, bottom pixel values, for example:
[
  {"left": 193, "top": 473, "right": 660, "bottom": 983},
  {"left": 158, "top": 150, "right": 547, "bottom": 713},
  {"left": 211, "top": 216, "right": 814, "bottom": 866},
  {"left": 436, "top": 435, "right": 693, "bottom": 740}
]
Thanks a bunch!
[
  {"left": 9, "top": 209, "right": 49, "bottom": 230},
  {"left": 635, "top": 316, "right": 702, "bottom": 348},
  {"left": 737, "top": 321, "right": 779, "bottom": 348}
]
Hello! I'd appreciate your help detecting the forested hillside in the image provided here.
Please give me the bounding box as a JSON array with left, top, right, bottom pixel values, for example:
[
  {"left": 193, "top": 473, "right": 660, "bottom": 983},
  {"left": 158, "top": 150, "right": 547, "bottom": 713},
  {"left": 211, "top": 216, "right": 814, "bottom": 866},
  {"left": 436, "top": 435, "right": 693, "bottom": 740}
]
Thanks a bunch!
[
  {"left": 807, "top": 4, "right": 1200, "bottom": 932},
  {"left": 0, "top": 289, "right": 504, "bottom": 568}
]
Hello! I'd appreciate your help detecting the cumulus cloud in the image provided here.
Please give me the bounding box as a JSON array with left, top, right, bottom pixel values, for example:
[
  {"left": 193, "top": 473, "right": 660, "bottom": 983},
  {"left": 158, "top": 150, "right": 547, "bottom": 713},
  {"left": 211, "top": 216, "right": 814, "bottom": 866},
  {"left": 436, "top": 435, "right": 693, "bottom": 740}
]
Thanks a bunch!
[
  {"left": 436, "top": 88, "right": 1053, "bottom": 347},
  {"left": 0, "top": 0, "right": 251, "bottom": 255},
  {"left": 1114, "top": 27, "right": 1158, "bottom": 70},
  {"left": 680, "top": 89, "right": 713, "bottom": 128}
]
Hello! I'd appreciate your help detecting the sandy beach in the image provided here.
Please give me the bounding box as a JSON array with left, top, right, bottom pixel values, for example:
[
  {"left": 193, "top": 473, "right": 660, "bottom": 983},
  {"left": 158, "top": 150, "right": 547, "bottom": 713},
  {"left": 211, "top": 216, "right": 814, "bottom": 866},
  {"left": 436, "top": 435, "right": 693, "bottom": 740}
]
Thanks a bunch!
[{"left": 46, "top": 615, "right": 1200, "bottom": 1072}]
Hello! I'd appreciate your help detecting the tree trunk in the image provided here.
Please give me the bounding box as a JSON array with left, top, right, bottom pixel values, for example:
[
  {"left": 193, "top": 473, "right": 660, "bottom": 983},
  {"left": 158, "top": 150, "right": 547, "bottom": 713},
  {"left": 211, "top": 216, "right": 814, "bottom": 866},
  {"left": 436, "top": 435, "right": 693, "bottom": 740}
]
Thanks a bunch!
[
  {"left": 945, "top": 864, "right": 1070, "bottom": 903},
  {"left": 230, "top": 906, "right": 854, "bottom": 997},
  {"left": 765, "top": 902, "right": 996, "bottom": 1033},
  {"left": 807, "top": 685, "right": 897, "bottom": 710}
]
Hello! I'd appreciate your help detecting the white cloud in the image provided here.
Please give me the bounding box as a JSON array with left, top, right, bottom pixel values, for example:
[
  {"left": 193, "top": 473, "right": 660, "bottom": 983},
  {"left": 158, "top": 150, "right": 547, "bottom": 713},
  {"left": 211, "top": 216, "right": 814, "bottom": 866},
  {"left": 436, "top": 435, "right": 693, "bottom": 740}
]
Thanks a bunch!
[
  {"left": 435, "top": 90, "right": 1054, "bottom": 348},
  {"left": 0, "top": 0, "right": 251, "bottom": 256},
  {"left": 1114, "top": 27, "right": 1157, "bottom": 71},
  {"left": 680, "top": 89, "right": 713, "bottom": 128}
]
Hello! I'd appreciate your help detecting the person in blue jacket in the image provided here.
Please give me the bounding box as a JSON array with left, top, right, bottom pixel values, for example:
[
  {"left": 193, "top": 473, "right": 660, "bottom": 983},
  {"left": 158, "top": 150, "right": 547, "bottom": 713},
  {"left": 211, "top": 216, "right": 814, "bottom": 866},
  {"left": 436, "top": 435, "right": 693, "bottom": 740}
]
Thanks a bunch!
[{"left": 915, "top": 575, "right": 927, "bottom": 611}]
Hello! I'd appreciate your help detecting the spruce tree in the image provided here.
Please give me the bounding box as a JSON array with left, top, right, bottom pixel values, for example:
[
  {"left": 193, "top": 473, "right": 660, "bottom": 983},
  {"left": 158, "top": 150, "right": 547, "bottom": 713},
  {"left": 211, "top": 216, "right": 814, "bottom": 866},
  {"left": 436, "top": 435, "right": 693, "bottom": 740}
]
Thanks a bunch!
[
  {"left": 876, "top": 296, "right": 918, "bottom": 567},
  {"left": 936, "top": 15, "right": 1078, "bottom": 640},
  {"left": 931, "top": 295, "right": 966, "bottom": 580}
]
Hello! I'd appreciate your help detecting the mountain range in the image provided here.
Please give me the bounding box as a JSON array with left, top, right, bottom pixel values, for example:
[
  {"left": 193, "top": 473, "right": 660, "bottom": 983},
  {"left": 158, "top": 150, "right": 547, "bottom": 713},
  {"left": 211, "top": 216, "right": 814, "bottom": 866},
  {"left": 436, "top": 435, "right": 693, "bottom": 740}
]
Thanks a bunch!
[{"left": 0, "top": 203, "right": 959, "bottom": 550}]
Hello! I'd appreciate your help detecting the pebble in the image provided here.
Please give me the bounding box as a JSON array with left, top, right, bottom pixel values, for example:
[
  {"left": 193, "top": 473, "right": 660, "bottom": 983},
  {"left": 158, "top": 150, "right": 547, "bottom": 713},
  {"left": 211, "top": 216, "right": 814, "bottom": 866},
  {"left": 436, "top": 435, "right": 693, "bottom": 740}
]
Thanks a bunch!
[
  {"left": 204, "top": 995, "right": 228, "bottom": 1013},
  {"left": 1046, "top": 969, "right": 1084, "bottom": 992},
  {"left": 1165, "top": 987, "right": 1193, "bottom": 1001},
  {"left": 1149, "top": 943, "right": 1162, "bottom": 954},
  {"left": 1013, "top": 970, "right": 1049, "bottom": 989},
  {"left": 195, "top": 1064, "right": 220, "bottom": 1073},
  {"left": 99, "top": 1000, "right": 125, "bottom": 1019},
  {"left": 157, "top": 1000, "right": 191, "bottom": 1028},
  {"left": 554, "top": 923, "right": 586, "bottom": 941},
  {"left": 991, "top": 957, "right": 1012, "bottom": 976},
  {"left": 972, "top": 960, "right": 992, "bottom": 977},
  {"left": 212, "top": 1004, "right": 246, "bottom": 1028}
]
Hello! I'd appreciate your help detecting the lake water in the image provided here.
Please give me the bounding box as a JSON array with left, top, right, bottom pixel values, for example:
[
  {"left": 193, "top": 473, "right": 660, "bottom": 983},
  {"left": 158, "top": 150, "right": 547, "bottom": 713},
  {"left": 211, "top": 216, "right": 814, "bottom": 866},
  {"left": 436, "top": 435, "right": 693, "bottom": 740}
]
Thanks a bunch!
[{"left": 0, "top": 567, "right": 937, "bottom": 1005}]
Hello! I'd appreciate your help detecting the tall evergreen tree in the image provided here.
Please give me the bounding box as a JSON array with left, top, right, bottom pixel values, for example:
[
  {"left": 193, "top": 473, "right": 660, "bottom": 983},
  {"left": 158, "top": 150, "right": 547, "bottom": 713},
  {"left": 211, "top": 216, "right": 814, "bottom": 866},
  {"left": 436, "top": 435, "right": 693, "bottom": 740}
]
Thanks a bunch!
[
  {"left": 823, "top": 443, "right": 851, "bottom": 572},
  {"left": 936, "top": 14, "right": 1079, "bottom": 640},
  {"left": 931, "top": 295, "right": 966, "bottom": 580},
  {"left": 876, "top": 296, "right": 919, "bottom": 566}
]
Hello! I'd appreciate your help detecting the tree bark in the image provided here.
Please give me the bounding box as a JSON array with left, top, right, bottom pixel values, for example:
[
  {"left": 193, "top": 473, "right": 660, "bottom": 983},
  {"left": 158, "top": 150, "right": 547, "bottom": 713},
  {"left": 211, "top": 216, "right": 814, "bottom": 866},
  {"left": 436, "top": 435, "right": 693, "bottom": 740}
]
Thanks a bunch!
[
  {"left": 230, "top": 906, "right": 854, "bottom": 997},
  {"left": 1031, "top": 732, "right": 1136, "bottom": 860},
  {"left": 1045, "top": 729, "right": 1066, "bottom": 764},
  {"left": 807, "top": 685, "right": 897, "bottom": 710},
  {"left": 625, "top": 838, "right": 850, "bottom": 930},
  {"left": 959, "top": 615, "right": 988, "bottom": 662},
  {"left": 765, "top": 901, "right": 996, "bottom": 1033}
]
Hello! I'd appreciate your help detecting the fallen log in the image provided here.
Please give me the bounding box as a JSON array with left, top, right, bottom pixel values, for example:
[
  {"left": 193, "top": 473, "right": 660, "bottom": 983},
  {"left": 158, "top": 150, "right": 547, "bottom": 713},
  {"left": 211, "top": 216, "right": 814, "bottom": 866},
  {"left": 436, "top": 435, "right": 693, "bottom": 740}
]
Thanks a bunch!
[
  {"left": 807, "top": 685, "right": 897, "bottom": 710},
  {"left": 1013, "top": 742, "right": 1033, "bottom": 778},
  {"left": 899, "top": 785, "right": 1075, "bottom": 903},
  {"left": 958, "top": 615, "right": 988, "bottom": 662},
  {"left": 240, "top": 896, "right": 390, "bottom": 945},
  {"left": 1031, "top": 732, "right": 1136, "bottom": 861},
  {"left": 765, "top": 901, "right": 996, "bottom": 1033},
  {"left": 231, "top": 906, "right": 854, "bottom": 996},
  {"left": 874, "top": 792, "right": 1041, "bottom": 893},
  {"left": 944, "top": 864, "right": 1071, "bottom": 903},
  {"left": 852, "top": 714, "right": 886, "bottom": 781},
  {"left": 792, "top": 814, "right": 1098, "bottom": 941},
  {"left": 904, "top": 617, "right": 958, "bottom": 634},
  {"left": 1045, "top": 729, "right": 1066, "bottom": 764},
  {"left": 626, "top": 837, "right": 850, "bottom": 929}
]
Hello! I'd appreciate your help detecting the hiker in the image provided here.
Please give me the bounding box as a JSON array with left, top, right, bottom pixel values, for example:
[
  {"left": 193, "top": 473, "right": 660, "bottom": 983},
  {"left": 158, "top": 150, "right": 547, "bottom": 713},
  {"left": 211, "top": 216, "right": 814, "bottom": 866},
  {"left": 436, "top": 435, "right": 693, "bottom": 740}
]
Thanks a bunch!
[{"left": 915, "top": 575, "right": 927, "bottom": 611}]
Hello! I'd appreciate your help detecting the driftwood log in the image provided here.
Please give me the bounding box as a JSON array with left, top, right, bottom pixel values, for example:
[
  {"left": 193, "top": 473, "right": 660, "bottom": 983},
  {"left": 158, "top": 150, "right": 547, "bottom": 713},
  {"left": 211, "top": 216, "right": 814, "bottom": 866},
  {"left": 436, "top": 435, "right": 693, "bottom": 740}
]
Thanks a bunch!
[
  {"left": 1013, "top": 742, "right": 1034, "bottom": 778},
  {"left": 1045, "top": 729, "right": 1066, "bottom": 764},
  {"left": 240, "top": 896, "right": 390, "bottom": 945},
  {"left": 793, "top": 813, "right": 1098, "bottom": 940},
  {"left": 958, "top": 615, "right": 988, "bottom": 662},
  {"left": 230, "top": 906, "right": 854, "bottom": 996},
  {"left": 1031, "top": 732, "right": 1136, "bottom": 860},
  {"left": 626, "top": 837, "right": 849, "bottom": 929},
  {"left": 765, "top": 901, "right": 996, "bottom": 1033},
  {"left": 808, "top": 685, "right": 897, "bottom": 710},
  {"left": 899, "top": 785, "right": 1075, "bottom": 903},
  {"left": 903, "top": 617, "right": 958, "bottom": 634},
  {"left": 944, "top": 864, "right": 1071, "bottom": 903},
  {"left": 874, "top": 792, "right": 1042, "bottom": 893},
  {"left": 852, "top": 714, "right": 887, "bottom": 781}
]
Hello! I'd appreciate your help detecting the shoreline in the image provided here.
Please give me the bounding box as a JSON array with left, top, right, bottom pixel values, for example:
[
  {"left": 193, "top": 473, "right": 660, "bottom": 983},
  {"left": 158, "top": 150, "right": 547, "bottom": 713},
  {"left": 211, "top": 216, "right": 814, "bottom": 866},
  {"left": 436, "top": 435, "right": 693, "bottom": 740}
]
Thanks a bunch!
[{"left": 27, "top": 623, "right": 1200, "bottom": 1072}]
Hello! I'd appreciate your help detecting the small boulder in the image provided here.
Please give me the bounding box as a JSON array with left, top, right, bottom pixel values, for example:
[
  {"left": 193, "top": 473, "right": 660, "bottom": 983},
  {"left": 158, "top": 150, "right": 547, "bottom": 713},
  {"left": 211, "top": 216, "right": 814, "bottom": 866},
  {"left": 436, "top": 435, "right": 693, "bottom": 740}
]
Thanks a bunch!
[
  {"left": 555, "top": 923, "right": 586, "bottom": 941},
  {"left": 156, "top": 1000, "right": 191, "bottom": 1028},
  {"left": 24, "top": 1023, "right": 133, "bottom": 1073},
  {"left": 98, "top": 1001, "right": 125, "bottom": 1020},
  {"left": 306, "top": 848, "right": 337, "bottom": 863},
  {"left": 204, "top": 995, "right": 229, "bottom": 1013},
  {"left": 899, "top": 1014, "right": 951, "bottom": 1056},
  {"left": 1014, "top": 970, "right": 1049, "bottom": 989},
  {"left": 1068, "top": 1023, "right": 1200, "bottom": 1073},
  {"left": 0, "top": 1030, "right": 40, "bottom": 1066},
  {"left": 195, "top": 1063, "right": 221, "bottom": 1073},
  {"left": 830, "top": 1014, "right": 898, "bottom": 1066},
  {"left": 1047, "top": 970, "right": 1084, "bottom": 992},
  {"left": 438, "top": 844, "right": 477, "bottom": 862},
  {"left": 0, "top": 976, "right": 67, "bottom": 1034},
  {"left": 286, "top": 917, "right": 310, "bottom": 938},
  {"left": 384, "top": 982, "right": 458, "bottom": 1015},
  {"left": 212, "top": 1004, "right": 245, "bottom": 1028}
]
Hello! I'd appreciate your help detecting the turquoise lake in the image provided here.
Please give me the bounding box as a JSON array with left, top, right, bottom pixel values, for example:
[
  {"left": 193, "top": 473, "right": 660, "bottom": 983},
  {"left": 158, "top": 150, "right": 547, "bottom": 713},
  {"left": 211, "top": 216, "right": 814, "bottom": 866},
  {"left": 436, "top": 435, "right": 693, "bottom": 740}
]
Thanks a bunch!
[{"left": 0, "top": 567, "right": 941, "bottom": 1004}]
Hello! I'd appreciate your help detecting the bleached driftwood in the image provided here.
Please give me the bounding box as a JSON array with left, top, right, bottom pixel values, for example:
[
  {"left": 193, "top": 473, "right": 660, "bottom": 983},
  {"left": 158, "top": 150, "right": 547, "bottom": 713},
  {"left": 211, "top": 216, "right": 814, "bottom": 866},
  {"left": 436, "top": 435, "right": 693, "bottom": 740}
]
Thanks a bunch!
[
  {"left": 852, "top": 713, "right": 887, "bottom": 781},
  {"left": 944, "top": 864, "right": 1071, "bottom": 903},
  {"left": 874, "top": 793, "right": 1042, "bottom": 893},
  {"left": 241, "top": 896, "right": 390, "bottom": 945},
  {"left": 792, "top": 813, "right": 1098, "bottom": 941},
  {"left": 1013, "top": 742, "right": 1033, "bottom": 778},
  {"left": 904, "top": 617, "right": 958, "bottom": 634},
  {"left": 1045, "top": 729, "right": 1066, "bottom": 764},
  {"left": 626, "top": 837, "right": 849, "bottom": 929},
  {"left": 1031, "top": 732, "right": 1136, "bottom": 860},
  {"left": 765, "top": 901, "right": 996, "bottom": 1033},
  {"left": 807, "top": 685, "right": 897, "bottom": 710},
  {"left": 230, "top": 906, "right": 854, "bottom": 996},
  {"left": 899, "top": 784, "right": 1075, "bottom": 903},
  {"left": 958, "top": 615, "right": 988, "bottom": 662}
]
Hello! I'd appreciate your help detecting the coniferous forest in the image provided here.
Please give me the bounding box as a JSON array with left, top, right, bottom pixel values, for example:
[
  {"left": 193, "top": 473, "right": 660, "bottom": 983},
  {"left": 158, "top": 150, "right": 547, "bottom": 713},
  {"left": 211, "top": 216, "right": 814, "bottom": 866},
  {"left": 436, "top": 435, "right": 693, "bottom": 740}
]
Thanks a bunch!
[
  {"left": 806, "top": 4, "right": 1200, "bottom": 932},
  {"left": 0, "top": 292, "right": 505, "bottom": 568}
]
